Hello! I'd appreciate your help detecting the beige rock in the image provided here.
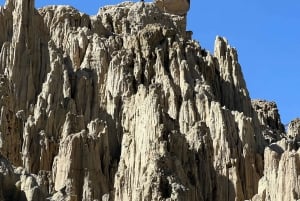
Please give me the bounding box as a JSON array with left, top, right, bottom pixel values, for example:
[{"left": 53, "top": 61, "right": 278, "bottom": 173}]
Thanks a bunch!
[
  {"left": 287, "top": 118, "right": 300, "bottom": 142},
  {"left": 52, "top": 118, "right": 112, "bottom": 201},
  {"left": 250, "top": 139, "right": 300, "bottom": 201},
  {"left": 252, "top": 99, "right": 285, "bottom": 144},
  {"left": 154, "top": 0, "right": 190, "bottom": 15},
  {"left": 0, "top": 75, "right": 23, "bottom": 166},
  {"left": 0, "top": 0, "right": 296, "bottom": 201},
  {"left": 250, "top": 118, "right": 300, "bottom": 201}
]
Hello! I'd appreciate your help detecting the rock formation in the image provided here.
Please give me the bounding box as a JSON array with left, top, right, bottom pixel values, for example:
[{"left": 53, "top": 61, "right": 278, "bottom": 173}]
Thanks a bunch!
[
  {"left": 252, "top": 100, "right": 285, "bottom": 143},
  {"left": 0, "top": 0, "right": 299, "bottom": 201},
  {"left": 250, "top": 120, "right": 300, "bottom": 201},
  {"left": 154, "top": 0, "right": 190, "bottom": 15}
]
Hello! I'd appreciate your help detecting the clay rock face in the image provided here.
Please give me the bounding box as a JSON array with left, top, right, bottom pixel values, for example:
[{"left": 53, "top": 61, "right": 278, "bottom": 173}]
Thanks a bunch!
[
  {"left": 52, "top": 118, "right": 112, "bottom": 201},
  {"left": 252, "top": 100, "right": 285, "bottom": 143},
  {"left": 251, "top": 140, "right": 300, "bottom": 201},
  {"left": 0, "top": 75, "right": 23, "bottom": 166},
  {"left": 287, "top": 118, "right": 300, "bottom": 144},
  {"left": 0, "top": 0, "right": 296, "bottom": 201},
  {"left": 250, "top": 120, "right": 300, "bottom": 201},
  {"left": 154, "top": 0, "right": 190, "bottom": 15}
]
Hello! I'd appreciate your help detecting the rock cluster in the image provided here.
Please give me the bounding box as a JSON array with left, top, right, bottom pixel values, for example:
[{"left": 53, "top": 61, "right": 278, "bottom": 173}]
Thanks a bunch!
[
  {"left": 252, "top": 100, "right": 285, "bottom": 143},
  {"left": 0, "top": 0, "right": 299, "bottom": 201}
]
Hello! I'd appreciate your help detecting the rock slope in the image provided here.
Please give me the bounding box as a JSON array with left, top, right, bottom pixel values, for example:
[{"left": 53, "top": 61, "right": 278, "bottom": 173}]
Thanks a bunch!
[{"left": 0, "top": 0, "right": 298, "bottom": 201}]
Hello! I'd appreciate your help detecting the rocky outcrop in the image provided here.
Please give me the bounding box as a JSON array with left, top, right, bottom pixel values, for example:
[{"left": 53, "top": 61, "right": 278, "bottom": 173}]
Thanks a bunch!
[
  {"left": 249, "top": 117, "right": 300, "bottom": 201},
  {"left": 154, "top": 0, "right": 190, "bottom": 16},
  {"left": 251, "top": 139, "right": 300, "bottom": 201},
  {"left": 252, "top": 100, "right": 285, "bottom": 144},
  {"left": 287, "top": 118, "right": 300, "bottom": 144},
  {"left": 0, "top": 0, "right": 298, "bottom": 201}
]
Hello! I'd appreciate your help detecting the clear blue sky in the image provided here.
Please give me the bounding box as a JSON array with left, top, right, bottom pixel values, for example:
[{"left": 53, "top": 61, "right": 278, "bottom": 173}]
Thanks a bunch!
[{"left": 1, "top": 0, "right": 299, "bottom": 124}]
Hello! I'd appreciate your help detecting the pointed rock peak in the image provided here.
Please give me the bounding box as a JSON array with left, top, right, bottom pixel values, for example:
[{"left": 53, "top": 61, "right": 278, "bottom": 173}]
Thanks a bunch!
[
  {"left": 214, "top": 36, "right": 229, "bottom": 59},
  {"left": 215, "top": 35, "right": 229, "bottom": 45}
]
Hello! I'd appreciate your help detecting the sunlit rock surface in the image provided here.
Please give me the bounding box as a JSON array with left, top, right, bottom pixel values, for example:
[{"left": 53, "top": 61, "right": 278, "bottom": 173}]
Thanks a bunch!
[{"left": 0, "top": 0, "right": 298, "bottom": 200}]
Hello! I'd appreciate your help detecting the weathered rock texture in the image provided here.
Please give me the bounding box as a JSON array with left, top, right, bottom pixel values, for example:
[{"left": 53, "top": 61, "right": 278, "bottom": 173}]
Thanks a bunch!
[
  {"left": 252, "top": 100, "right": 285, "bottom": 143},
  {"left": 250, "top": 108, "right": 300, "bottom": 201},
  {"left": 0, "top": 0, "right": 298, "bottom": 201},
  {"left": 154, "top": 0, "right": 190, "bottom": 15}
]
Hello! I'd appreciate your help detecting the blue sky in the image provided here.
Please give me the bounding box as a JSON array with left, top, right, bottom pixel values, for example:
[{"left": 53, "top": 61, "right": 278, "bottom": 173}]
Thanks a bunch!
[{"left": 1, "top": 0, "right": 299, "bottom": 124}]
